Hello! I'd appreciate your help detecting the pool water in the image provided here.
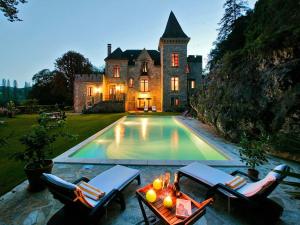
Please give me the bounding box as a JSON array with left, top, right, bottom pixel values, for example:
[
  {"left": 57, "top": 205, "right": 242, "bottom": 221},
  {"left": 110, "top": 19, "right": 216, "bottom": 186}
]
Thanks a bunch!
[{"left": 71, "top": 116, "right": 228, "bottom": 161}]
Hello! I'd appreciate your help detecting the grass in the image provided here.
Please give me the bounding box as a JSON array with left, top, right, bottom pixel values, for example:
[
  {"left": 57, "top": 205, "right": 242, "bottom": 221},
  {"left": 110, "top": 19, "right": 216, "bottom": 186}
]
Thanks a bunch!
[
  {"left": 0, "top": 112, "right": 179, "bottom": 195},
  {"left": 0, "top": 113, "right": 125, "bottom": 195}
]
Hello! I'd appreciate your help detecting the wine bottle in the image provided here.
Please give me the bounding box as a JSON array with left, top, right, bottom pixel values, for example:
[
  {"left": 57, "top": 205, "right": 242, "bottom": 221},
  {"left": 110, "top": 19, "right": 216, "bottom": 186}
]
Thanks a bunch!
[{"left": 173, "top": 172, "right": 181, "bottom": 197}]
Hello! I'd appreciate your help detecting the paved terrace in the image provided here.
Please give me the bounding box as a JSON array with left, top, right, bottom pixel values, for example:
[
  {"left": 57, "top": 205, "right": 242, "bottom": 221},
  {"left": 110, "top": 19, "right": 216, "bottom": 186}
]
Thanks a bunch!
[{"left": 0, "top": 118, "right": 299, "bottom": 225}]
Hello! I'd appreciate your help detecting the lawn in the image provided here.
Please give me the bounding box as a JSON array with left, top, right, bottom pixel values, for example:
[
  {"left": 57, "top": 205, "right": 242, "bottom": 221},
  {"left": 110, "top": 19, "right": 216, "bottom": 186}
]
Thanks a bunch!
[
  {"left": 0, "top": 113, "right": 127, "bottom": 195},
  {"left": 0, "top": 112, "right": 179, "bottom": 195}
]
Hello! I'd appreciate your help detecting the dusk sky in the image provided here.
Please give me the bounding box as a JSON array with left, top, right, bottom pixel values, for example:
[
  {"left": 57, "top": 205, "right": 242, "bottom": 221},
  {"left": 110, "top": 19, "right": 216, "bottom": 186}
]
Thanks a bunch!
[{"left": 0, "top": 0, "right": 257, "bottom": 86}]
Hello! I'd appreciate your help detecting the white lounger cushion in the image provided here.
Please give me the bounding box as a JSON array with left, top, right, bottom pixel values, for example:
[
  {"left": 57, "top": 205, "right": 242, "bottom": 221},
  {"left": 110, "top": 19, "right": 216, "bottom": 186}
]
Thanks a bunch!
[
  {"left": 86, "top": 165, "right": 140, "bottom": 207},
  {"left": 178, "top": 162, "right": 278, "bottom": 198},
  {"left": 179, "top": 162, "right": 234, "bottom": 186}
]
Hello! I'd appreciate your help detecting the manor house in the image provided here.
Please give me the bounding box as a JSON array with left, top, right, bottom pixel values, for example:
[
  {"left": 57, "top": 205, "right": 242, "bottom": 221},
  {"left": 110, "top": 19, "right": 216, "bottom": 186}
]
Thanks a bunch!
[{"left": 74, "top": 11, "right": 202, "bottom": 112}]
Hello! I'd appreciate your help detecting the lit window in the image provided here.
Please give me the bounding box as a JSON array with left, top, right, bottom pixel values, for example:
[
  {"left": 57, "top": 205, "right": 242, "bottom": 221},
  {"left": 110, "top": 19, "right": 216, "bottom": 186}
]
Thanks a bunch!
[
  {"left": 191, "top": 80, "right": 195, "bottom": 89},
  {"left": 171, "top": 97, "right": 179, "bottom": 106},
  {"left": 129, "top": 78, "right": 134, "bottom": 88},
  {"left": 142, "top": 62, "right": 148, "bottom": 74},
  {"left": 171, "top": 77, "right": 179, "bottom": 91},
  {"left": 87, "top": 87, "right": 93, "bottom": 96},
  {"left": 113, "top": 65, "right": 120, "bottom": 78},
  {"left": 140, "top": 79, "right": 149, "bottom": 92},
  {"left": 171, "top": 53, "right": 179, "bottom": 67}
]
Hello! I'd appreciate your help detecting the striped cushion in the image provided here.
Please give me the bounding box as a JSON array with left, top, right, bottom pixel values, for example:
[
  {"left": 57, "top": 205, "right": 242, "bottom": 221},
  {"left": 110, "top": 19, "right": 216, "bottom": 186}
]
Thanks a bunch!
[{"left": 225, "top": 176, "right": 247, "bottom": 190}]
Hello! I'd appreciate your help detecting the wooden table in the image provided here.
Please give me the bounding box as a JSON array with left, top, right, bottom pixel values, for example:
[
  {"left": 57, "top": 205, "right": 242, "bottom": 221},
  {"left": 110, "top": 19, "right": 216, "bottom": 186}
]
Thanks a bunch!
[{"left": 136, "top": 184, "right": 212, "bottom": 225}]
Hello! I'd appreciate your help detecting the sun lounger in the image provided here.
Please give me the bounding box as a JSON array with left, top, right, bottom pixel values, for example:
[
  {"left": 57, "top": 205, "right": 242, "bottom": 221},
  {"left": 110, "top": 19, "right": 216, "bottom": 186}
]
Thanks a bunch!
[
  {"left": 151, "top": 106, "right": 157, "bottom": 112},
  {"left": 144, "top": 106, "right": 148, "bottom": 112},
  {"left": 177, "top": 162, "right": 289, "bottom": 212},
  {"left": 42, "top": 165, "right": 140, "bottom": 225}
]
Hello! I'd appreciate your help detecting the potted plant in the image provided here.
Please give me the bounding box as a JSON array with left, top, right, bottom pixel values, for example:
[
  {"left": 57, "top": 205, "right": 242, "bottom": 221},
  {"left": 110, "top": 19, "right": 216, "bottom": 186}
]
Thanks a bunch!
[
  {"left": 239, "top": 134, "right": 269, "bottom": 178},
  {"left": 6, "top": 101, "right": 16, "bottom": 118},
  {"left": 14, "top": 112, "right": 75, "bottom": 191}
]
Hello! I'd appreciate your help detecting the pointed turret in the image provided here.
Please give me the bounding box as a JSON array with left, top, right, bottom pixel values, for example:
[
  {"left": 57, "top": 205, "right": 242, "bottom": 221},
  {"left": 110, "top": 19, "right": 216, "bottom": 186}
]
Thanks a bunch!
[{"left": 161, "top": 11, "right": 189, "bottom": 39}]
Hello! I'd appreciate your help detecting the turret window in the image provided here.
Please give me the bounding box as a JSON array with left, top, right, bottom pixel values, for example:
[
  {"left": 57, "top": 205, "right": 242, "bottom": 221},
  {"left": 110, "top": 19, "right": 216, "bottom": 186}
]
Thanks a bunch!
[
  {"left": 129, "top": 78, "right": 134, "bottom": 88},
  {"left": 113, "top": 65, "right": 120, "bottom": 78},
  {"left": 171, "top": 53, "right": 179, "bottom": 67},
  {"left": 191, "top": 80, "right": 195, "bottom": 89},
  {"left": 171, "top": 76, "right": 179, "bottom": 91}
]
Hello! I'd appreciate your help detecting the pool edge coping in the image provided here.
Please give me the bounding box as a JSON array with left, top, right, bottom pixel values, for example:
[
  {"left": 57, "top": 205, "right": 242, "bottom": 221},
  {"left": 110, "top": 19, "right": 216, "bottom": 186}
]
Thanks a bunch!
[{"left": 54, "top": 115, "right": 244, "bottom": 167}]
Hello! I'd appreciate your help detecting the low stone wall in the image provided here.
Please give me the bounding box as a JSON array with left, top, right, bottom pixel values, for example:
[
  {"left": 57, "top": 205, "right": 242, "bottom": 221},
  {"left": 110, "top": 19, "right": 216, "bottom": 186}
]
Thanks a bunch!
[{"left": 85, "top": 101, "right": 125, "bottom": 113}]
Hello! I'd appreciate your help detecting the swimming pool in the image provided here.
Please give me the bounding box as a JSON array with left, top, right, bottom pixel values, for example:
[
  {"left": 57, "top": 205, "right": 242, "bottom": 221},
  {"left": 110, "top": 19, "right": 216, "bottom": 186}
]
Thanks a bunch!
[{"left": 68, "top": 116, "right": 228, "bottom": 162}]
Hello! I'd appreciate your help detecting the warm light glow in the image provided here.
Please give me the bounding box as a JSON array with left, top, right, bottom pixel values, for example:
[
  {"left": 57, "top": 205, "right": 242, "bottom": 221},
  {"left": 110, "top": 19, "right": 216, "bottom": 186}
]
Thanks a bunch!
[
  {"left": 163, "top": 195, "right": 173, "bottom": 208},
  {"left": 141, "top": 118, "right": 148, "bottom": 140},
  {"left": 139, "top": 93, "right": 150, "bottom": 99},
  {"left": 114, "top": 124, "right": 124, "bottom": 145},
  {"left": 171, "top": 130, "right": 179, "bottom": 150},
  {"left": 153, "top": 178, "right": 162, "bottom": 190},
  {"left": 146, "top": 189, "right": 157, "bottom": 203},
  {"left": 95, "top": 87, "right": 102, "bottom": 93}
]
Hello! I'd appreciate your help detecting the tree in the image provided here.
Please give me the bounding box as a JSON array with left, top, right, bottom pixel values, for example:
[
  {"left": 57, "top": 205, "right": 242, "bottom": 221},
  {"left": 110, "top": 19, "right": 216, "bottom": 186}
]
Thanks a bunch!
[
  {"left": 1, "top": 79, "right": 7, "bottom": 106},
  {"left": 0, "top": 0, "right": 27, "bottom": 22},
  {"left": 217, "top": 0, "right": 249, "bottom": 41},
  {"left": 55, "top": 51, "right": 93, "bottom": 103},
  {"left": 6, "top": 79, "right": 10, "bottom": 101},
  {"left": 24, "top": 81, "right": 30, "bottom": 99},
  {"left": 13, "top": 80, "right": 18, "bottom": 104}
]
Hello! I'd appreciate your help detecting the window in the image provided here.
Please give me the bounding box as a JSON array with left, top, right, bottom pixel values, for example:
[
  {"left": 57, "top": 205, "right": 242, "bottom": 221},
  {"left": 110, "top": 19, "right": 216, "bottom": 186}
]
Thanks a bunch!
[
  {"left": 171, "top": 77, "right": 179, "bottom": 91},
  {"left": 142, "top": 62, "right": 148, "bottom": 74},
  {"left": 113, "top": 65, "right": 120, "bottom": 78},
  {"left": 171, "top": 97, "right": 179, "bottom": 106},
  {"left": 191, "top": 80, "right": 195, "bottom": 89},
  {"left": 171, "top": 53, "right": 179, "bottom": 67},
  {"left": 140, "top": 79, "right": 149, "bottom": 92},
  {"left": 129, "top": 78, "right": 134, "bottom": 88},
  {"left": 87, "top": 87, "right": 93, "bottom": 96}
]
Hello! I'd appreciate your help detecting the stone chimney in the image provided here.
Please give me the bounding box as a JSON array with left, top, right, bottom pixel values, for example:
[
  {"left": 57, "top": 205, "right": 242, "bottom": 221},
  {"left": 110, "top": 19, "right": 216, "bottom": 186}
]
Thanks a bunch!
[{"left": 107, "top": 44, "right": 112, "bottom": 56}]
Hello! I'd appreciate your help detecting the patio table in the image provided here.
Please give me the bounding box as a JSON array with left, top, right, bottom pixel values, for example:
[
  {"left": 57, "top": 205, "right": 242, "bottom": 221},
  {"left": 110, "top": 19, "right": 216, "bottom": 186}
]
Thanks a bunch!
[{"left": 136, "top": 184, "right": 212, "bottom": 225}]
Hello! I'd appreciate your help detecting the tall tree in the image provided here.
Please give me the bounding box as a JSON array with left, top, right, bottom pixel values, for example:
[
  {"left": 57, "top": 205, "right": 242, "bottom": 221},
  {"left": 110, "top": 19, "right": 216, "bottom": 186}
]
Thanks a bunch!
[
  {"left": 13, "top": 80, "right": 18, "bottom": 104},
  {"left": 6, "top": 79, "right": 10, "bottom": 101},
  {"left": 55, "top": 51, "right": 93, "bottom": 103},
  {"left": 217, "top": 0, "right": 249, "bottom": 41},
  {"left": 24, "top": 81, "right": 30, "bottom": 99},
  {"left": 0, "top": 0, "right": 27, "bottom": 22},
  {"left": 1, "top": 79, "right": 7, "bottom": 106}
]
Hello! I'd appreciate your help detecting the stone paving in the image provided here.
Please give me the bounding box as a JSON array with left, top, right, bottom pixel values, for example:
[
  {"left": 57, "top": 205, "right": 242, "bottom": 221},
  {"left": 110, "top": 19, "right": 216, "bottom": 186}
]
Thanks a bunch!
[{"left": 0, "top": 118, "right": 300, "bottom": 225}]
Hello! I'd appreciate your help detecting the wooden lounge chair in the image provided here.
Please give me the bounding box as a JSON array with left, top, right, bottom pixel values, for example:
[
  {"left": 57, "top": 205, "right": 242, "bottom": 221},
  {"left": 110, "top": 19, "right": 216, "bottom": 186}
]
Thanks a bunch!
[
  {"left": 144, "top": 106, "right": 148, "bottom": 112},
  {"left": 42, "top": 165, "right": 141, "bottom": 225},
  {"left": 151, "top": 106, "right": 157, "bottom": 112},
  {"left": 177, "top": 162, "right": 290, "bottom": 213}
]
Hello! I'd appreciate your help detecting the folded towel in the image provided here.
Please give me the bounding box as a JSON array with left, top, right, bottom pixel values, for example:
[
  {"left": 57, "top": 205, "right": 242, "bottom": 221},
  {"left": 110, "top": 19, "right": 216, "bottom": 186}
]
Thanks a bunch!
[
  {"left": 78, "top": 181, "right": 105, "bottom": 201},
  {"left": 225, "top": 176, "right": 247, "bottom": 190}
]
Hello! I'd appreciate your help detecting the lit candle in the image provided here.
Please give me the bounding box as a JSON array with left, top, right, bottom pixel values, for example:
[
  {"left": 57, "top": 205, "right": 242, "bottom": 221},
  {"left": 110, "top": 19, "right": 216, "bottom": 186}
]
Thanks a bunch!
[
  {"left": 163, "top": 195, "right": 173, "bottom": 208},
  {"left": 153, "top": 178, "right": 162, "bottom": 190},
  {"left": 146, "top": 189, "right": 157, "bottom": 203}
]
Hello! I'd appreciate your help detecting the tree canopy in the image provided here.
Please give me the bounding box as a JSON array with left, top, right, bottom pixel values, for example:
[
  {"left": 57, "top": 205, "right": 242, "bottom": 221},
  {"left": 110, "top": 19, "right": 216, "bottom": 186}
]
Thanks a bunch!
[{"left": 0, "top": 0, "right": 27, "bottom": 22}]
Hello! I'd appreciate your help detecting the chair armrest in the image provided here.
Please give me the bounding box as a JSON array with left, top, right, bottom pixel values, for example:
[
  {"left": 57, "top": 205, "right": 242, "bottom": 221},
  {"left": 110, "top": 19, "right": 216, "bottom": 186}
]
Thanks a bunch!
[
  {"left": 210, "top": 183, "right": 251, "bottom": 202},
  {"left": 231, "top": 170, "right": 260, "bottom": 182},
  {"left": 89, "top": 189, "right": 118, "bottom": 217},
  {"left": 73, "top": 177, "right": 90, "bottom": 184}
]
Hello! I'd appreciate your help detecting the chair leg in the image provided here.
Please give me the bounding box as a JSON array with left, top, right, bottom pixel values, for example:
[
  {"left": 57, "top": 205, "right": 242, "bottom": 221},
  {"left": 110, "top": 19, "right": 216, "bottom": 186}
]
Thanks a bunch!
[
  {"left": 136, "top": 175, "right": 141, "bottom": 185},
  {"left": 117, "top": 192, "right": 126, "bottom": 210}
]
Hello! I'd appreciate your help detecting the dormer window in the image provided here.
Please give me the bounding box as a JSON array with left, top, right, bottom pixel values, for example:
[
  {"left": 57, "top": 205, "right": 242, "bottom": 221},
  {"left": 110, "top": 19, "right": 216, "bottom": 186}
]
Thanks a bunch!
[
  {"left": 113, "top": 65, "right": 120, "bottom": 78},
  {"left": 142, "top": 62, "right": 148, "bottom": 75},
  {"left": 171, "top": 53, "right": 179, "bottom": 67}
]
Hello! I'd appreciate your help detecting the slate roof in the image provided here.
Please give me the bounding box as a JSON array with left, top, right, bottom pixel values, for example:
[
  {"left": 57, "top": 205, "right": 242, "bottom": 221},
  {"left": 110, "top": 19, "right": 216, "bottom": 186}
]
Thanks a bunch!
[
  {"left": 161, "top": 11, "right": 189, "bottom": 39},
  {"left": 105, "top": 49, "right": 161, "bottom": 65}
]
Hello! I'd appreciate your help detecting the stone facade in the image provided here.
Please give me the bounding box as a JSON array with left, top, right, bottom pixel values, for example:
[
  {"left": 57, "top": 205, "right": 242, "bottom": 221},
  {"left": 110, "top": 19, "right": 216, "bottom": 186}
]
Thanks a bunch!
[{"left": 73, "top": 12, "right": 202, "bottom": 113}]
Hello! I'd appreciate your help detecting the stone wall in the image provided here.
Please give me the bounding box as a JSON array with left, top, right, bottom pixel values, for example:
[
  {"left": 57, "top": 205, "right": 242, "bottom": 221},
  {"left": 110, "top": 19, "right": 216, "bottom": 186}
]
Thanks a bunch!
[
  {"left": 73, "top": 74, "right": 103, "bottom": 113},
  {"left": 160, "top": 40, "right": 188, "bottom": 111},
  {"left": 187, "top": 55, "right": 202, "bottom": 94},
  {"left": 126, "top": 50, "right": 162, "bottom": 111}
]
